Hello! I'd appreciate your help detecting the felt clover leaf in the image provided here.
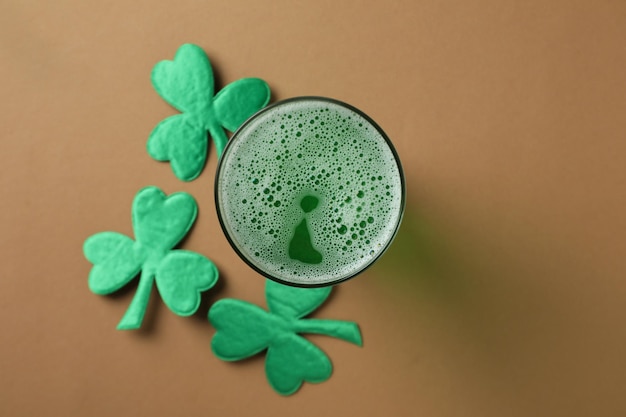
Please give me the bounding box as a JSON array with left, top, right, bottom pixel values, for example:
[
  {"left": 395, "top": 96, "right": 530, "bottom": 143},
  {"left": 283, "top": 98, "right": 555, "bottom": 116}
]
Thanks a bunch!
[
  {"left": 148, "top": 43, "right": 271, "bottom": 181},
  {"left": 83, "top": 186, "right": 218, "bottom": 330},
  {"left": 209, "top": 280, "right": 362, "bottom": 395}
]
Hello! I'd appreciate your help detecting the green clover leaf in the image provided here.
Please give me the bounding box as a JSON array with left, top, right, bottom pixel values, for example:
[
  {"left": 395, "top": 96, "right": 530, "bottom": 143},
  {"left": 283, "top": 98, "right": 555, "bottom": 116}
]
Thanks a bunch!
[
  {"left": 209, "top": 280, "right": 362, "bottom": 395},
  {"left": 148, "top": 43, "right": 271, "bottom": 181},
  {"left": 84, "top": 186, "right": 218, "bottom": 330}
]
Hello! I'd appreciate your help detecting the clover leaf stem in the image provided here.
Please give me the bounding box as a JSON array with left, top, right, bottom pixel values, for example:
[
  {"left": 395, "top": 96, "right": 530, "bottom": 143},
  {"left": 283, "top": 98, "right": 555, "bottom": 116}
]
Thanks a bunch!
[
  {"left": 207, "top": 119, "right": 228, "bottom": 158},
  {"left": 117, "top": 270, "right": 155, "bottom": 330},
  {"left": 291, "top": 318, "right": 363, "bottom": 346}
]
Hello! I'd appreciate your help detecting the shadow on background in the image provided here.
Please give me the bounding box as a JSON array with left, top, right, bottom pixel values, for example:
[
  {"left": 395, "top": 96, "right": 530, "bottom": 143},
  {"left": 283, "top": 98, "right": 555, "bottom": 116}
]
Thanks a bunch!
[
  {"left": 372, "top": 197, "right": 470, "bottom": 306},
  {"left": 359, "top": 180, "right": 610, "bottom": 415}
]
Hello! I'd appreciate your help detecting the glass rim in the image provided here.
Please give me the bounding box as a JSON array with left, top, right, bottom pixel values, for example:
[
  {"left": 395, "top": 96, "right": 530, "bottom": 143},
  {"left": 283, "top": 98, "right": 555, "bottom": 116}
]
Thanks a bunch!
[{"left": 214, "top": 96, "right": 406, "bottom": 288}]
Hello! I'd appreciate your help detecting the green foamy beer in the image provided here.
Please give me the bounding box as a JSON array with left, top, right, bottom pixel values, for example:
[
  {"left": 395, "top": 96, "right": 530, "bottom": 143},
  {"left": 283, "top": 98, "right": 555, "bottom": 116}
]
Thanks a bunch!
[{"left": 215, "top": 97, "right": 405, "bottom": 287}]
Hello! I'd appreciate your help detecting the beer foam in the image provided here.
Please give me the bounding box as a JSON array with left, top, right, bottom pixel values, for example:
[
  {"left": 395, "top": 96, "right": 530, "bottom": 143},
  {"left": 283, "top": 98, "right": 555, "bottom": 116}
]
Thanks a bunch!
[{"left": 216, "top": 97, "right": 404, "bottom": 286}]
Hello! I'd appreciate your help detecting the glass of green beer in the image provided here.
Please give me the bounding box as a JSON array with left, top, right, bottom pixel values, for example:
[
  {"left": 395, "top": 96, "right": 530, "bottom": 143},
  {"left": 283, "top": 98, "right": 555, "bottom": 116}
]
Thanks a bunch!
[{"left": 215, "top": 97, "right": 405, "bottom": 287}]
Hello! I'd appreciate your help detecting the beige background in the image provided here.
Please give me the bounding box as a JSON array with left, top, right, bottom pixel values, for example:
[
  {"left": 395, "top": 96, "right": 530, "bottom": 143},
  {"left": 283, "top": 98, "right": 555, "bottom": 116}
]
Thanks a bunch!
[{"left": 2, "top": 1, "right": 626, "bottom": 416}]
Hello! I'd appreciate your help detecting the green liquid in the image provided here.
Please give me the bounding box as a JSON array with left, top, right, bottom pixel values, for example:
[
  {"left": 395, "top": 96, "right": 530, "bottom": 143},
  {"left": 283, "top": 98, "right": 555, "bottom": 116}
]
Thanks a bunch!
[
  {"left": 288, "top": 195, "right": 323, "bottom": 264},
  {"left": 216, "top": 97, "right": 404, "bottom": 286}
]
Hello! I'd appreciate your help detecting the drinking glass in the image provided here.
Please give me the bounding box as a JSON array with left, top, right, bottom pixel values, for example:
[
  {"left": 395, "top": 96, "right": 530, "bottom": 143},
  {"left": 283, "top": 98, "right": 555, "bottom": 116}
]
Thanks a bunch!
[{"left": 215, "top": 97, "right": 405, "bottom": 287}]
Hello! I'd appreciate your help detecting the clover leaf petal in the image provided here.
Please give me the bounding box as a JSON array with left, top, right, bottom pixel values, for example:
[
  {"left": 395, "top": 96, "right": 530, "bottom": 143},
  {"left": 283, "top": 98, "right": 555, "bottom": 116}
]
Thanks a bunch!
[
  {"left": 266, "top": 279, "right": 331, "bottom": 319},
  {"left": 132, "top": 186, "right": 197, "bottom": 251},
  {"left": 210, "top": 299, "right": 279, "bottom": 361},
  {"left": 156, "top": 250, "right": 218, "bottom": 316},
  {"left": 84, "top": 232, "right": 143, "bottom": 295},
  {"left": 266, "top": 334, "right": 332, "bottom": 396},
  {"left": 213, "top": 78, "right": 271, "bottom": 132},
  {"left": 151, "top": 43, "right": 214, "bottom": 114},
  {"left": 147, "top": 114, "right": 208, "bottom": 182}
]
